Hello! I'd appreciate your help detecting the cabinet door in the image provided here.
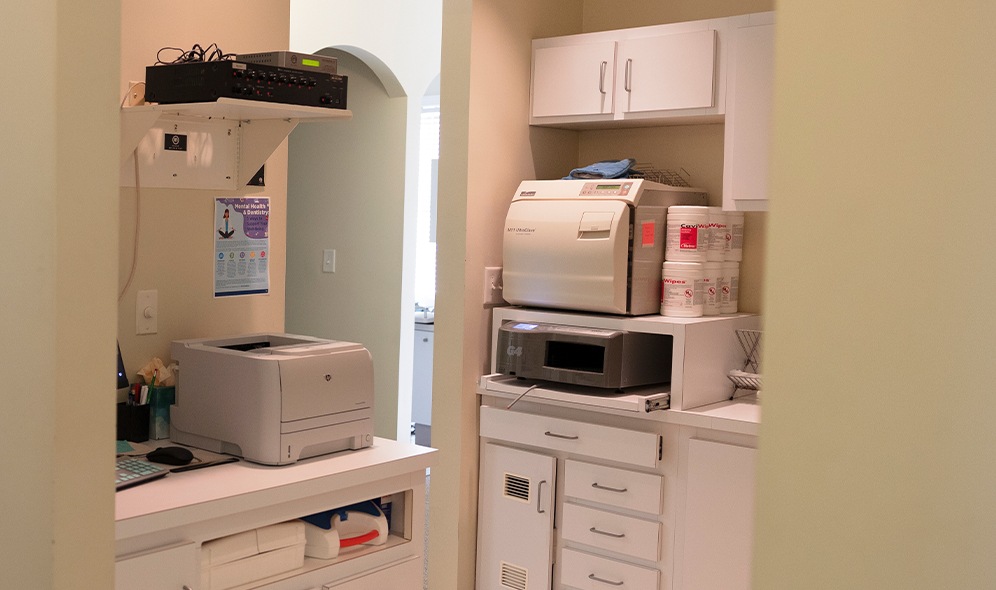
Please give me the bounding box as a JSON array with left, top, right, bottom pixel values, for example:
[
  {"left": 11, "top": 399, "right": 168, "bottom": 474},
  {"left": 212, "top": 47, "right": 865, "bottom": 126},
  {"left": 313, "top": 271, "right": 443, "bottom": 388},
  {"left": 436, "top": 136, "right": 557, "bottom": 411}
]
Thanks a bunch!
[
  {"left": 617, "top": 29, "right": 716, "bottom": 114},
  {"left": 531, "top": 41, "right": 616, "bottom": 118},
  {"left": 680, "top": 438, "right": 757, "bottom": 590},
  {"left": 723, "top": 16, "right": 774, "bottom": 211},
  {"left": 116, "top": 542, "right": 198, "bottom": 590},
  {"left": 411, "top": 327, "right": 433, "bottom": 427},
  {"left": 477, "top": 443, "right": 556, "bottom": 590}
]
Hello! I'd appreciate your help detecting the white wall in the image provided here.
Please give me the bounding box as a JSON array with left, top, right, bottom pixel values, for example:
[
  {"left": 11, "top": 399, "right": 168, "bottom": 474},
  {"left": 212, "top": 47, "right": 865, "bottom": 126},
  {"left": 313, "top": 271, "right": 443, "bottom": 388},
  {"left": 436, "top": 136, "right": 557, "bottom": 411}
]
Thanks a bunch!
[
  {"left": 1, "top": 1, "right": 119, "bottom": 587},
  {"left": 285, "top": 50, "right": 409, "bottom": 438},
  {"left": 754, "top": 3, "right": 996, "bottom": 588},
  {"left": 289, "top": 0, "right": 442, "bottom": 440}
]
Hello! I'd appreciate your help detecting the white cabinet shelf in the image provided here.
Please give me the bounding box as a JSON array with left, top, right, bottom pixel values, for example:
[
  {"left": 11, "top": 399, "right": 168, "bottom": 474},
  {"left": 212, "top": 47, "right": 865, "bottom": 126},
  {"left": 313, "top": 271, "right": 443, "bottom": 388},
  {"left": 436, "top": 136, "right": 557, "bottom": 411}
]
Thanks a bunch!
[
  {"left": 487, "top": 306, "right": 760, "bottom": 412},
  {"left": 120, "top": 98, "right": 352, "bottom": 190}
]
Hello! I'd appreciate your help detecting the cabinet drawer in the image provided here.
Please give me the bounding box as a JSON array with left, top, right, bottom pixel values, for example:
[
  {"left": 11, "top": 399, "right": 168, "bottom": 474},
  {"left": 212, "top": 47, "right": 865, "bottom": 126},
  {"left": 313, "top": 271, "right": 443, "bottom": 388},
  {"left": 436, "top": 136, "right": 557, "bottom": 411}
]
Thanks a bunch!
[
  {"left": 561, "top": 547, "right": 660, "bottom": 589},
  {"left": 116, "top": 542, "right": 198, "bottom": 590},
  {"left": 564, "top": 459, "right": 663, "bottom": 514},
  {"left": 479, "top": 406, "right": 659, "bottom": 469},
  {"left": 562, "top": 503, "right": 661, "bottom": 562}
]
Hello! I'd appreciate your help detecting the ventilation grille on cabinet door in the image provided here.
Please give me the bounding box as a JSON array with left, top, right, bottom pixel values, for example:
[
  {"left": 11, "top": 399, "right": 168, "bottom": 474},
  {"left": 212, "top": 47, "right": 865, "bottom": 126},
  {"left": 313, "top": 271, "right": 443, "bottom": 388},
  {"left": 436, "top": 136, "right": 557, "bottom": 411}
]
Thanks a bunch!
[
  {"left": 503, "top": 473, "right": 531, "bottom": 502},
  {"left": 500, "top": 561, "right": 528, "bottom": 590}
]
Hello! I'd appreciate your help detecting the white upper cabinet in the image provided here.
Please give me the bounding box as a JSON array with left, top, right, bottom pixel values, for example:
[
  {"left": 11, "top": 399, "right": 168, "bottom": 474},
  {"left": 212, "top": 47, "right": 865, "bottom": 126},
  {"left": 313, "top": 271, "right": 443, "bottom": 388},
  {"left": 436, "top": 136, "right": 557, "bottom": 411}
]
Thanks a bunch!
[
  {"left": 723, "top": 12, "right": 775, "bottom": 211},
  {"left": 616, "top": 29, "right": 716, "bottom": 115},
  {"left": 532, "top": 41, "right": 616, "bottom": 117},
  {"left": 530, "top": 18, "right": 731, "bottom": 127}
]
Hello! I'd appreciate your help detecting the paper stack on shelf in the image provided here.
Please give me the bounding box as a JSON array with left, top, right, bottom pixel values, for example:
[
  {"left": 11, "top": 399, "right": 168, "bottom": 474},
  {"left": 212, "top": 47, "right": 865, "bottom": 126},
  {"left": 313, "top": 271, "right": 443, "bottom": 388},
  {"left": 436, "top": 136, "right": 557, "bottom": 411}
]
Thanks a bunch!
[{"left": 200, "top": 521, "right": 305, "bottom": 590}]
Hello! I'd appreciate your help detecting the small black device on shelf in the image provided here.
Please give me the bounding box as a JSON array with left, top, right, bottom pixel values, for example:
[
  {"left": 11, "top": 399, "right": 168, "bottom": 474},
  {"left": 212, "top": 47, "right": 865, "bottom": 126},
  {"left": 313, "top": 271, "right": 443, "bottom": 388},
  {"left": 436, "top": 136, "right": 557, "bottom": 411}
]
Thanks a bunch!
[{"left": 144, "top": 60, "right": 347, "bottom": 109}]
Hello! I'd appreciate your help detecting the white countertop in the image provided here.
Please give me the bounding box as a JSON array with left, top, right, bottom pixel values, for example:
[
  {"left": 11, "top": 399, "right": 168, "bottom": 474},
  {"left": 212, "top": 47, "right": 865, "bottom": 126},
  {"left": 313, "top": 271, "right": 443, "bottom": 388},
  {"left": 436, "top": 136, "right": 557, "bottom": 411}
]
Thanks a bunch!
[
  {"left": 664, "top": 394, "right": 761, "bottom": 436},
  {"left": 116, "top": 437, "right": 436, "bottom": 541}
]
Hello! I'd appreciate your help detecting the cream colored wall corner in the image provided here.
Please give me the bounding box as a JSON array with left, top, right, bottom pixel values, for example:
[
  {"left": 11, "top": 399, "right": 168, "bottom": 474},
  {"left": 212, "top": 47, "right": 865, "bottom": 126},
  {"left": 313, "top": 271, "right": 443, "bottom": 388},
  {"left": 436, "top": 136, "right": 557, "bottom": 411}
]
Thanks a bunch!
[
  {"left": 430, "top": 1, "right": 584, "bottom": 588},
  {"left": 754, "top": 3, "right": 996, "bottom": 588},
  {"left": 117, "top": 0, "right": 290, "bottom": 380},
  {"left": 1, "top": 1, "right": 120, "bottom": 587}
]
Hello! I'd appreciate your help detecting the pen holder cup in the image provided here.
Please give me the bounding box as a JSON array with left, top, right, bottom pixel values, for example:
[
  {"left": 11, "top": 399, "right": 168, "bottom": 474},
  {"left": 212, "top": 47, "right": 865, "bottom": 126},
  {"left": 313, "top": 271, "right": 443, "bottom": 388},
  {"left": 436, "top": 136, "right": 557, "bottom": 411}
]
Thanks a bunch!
[
  {"left": 116, "top": 402, "right": 150, "bottom": 443},
  {"left": 149, "top": 386, "right": 175, "bottom": 440}
]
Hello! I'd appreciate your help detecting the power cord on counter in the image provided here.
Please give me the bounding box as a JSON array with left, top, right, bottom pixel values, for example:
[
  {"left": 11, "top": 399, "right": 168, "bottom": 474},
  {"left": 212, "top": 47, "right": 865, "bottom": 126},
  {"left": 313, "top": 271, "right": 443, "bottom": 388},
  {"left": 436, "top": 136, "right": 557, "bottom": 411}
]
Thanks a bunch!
[{"left": 506, "top": 384, "right": 540, "bottom": 410}]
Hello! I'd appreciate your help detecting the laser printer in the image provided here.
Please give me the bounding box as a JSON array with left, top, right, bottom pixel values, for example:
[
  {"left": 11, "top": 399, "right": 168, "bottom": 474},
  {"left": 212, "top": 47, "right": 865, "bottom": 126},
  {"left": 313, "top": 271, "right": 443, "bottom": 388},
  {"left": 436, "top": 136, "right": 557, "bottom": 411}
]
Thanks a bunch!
[
  {"left": 503, "top": 179, "right": 706, "bottom": 315},
  {"left": 170, "top": 333, "right": 374, "bottom": 465}
]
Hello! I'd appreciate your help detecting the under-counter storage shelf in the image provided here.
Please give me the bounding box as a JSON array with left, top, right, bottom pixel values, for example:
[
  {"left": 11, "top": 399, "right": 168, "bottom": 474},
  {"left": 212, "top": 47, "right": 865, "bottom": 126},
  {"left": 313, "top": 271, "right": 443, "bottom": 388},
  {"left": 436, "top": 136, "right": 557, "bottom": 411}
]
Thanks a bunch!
[
  {"left": 115, "top": 439, "right": 434, "bottom": 590},
  {"left": 120, "top": 98, "right": 352, "bottom": 190}
]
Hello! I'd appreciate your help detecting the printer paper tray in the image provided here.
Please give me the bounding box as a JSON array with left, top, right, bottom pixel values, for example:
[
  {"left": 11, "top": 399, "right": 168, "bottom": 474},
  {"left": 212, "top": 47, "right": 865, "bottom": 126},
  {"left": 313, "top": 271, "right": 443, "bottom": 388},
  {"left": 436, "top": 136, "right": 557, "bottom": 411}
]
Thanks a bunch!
[{"left": 478, "top": 374, "right": 670, "bottom": 413}]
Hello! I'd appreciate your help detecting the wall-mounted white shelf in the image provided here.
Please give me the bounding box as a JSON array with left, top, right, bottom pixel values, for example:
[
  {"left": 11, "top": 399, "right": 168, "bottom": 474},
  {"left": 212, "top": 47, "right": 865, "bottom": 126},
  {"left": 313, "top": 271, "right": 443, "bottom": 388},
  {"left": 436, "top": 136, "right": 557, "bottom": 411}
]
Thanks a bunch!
[{"left": 120, "top": 98, "right": 352, "bottom": 190}]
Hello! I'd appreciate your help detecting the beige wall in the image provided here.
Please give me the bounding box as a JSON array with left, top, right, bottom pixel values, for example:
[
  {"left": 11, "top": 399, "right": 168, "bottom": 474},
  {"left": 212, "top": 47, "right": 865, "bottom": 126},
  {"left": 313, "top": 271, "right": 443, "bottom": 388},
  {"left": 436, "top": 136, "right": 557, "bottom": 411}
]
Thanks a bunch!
[
  {"left": 754, "top": 3, "right": 996, "bottom": 588},
  {"left": 431, "top": 0, "right": 583, "bottom": 587},
  {"left": 117, "top": 0, "right": 291, "bottom": 379},
  {"left": 1, "top": 1, "right": 120, "bottom": 587}
]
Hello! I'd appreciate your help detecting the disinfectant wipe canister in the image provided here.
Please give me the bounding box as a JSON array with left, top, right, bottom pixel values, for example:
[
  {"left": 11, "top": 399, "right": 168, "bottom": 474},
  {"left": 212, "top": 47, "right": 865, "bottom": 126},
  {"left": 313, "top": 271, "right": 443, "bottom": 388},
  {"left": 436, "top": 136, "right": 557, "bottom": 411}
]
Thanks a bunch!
[
  {"left": 725, "top": 211, "right": 745, "bottom": 262},
  {"left": 707, "top": 207, "right": 728, "bottom": 262},
  {"left": 702, "top": 261, "right": 723, "bottom": 316},
  {"left": 665, "top": 206, "right": 709, "bottom": 262},
  {"left": 661, "top": 261, "right": 705, "bottom": 317},
  {"left": 720, "top": 261, "right": 740, "bottom": 313}
]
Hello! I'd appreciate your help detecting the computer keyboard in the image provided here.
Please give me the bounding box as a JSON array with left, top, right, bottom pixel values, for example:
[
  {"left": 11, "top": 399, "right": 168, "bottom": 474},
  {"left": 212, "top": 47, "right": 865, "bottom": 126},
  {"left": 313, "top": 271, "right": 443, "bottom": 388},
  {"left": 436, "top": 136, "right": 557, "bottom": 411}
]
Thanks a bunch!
[{"left": 116, "top": 456, "right": 168, "bottom": 490}]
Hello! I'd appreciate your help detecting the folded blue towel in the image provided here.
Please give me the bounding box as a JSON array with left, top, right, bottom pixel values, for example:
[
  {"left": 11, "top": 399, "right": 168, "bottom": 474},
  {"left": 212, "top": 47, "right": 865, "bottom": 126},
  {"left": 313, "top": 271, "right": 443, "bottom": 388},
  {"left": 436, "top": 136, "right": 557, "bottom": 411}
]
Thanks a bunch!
[{"left": 564, "top": 158, "right": 636, "bottom": 180}]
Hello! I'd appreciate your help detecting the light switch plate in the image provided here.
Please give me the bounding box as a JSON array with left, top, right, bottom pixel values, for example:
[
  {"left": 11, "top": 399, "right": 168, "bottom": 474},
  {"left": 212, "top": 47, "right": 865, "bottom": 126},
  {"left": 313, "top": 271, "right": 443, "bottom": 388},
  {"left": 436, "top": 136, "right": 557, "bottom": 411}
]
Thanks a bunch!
[
  {"left": 136, "top": 289, "right": 157, "bottom": 335},
  {"left": 323, "top": 249, "right": 336, "bottom": 273},
  {"left": 483, "top": 266, "right": 504, "bottom": 306}
]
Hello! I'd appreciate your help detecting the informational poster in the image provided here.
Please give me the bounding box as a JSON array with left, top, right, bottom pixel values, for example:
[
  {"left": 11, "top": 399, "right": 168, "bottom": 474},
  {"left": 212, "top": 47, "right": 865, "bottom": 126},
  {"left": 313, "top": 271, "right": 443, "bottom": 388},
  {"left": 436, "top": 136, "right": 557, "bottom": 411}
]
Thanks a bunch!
[{"left": 214, "top": 197, "right": 270, "bottom": 297}]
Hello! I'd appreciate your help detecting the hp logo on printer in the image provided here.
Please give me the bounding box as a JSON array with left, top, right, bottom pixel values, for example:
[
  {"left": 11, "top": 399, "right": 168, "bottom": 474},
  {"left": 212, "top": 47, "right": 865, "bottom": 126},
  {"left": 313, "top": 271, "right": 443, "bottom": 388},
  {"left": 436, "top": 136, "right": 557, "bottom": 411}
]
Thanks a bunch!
[{"left": 324, "top": 373, "right": 332, "bottom": 382}]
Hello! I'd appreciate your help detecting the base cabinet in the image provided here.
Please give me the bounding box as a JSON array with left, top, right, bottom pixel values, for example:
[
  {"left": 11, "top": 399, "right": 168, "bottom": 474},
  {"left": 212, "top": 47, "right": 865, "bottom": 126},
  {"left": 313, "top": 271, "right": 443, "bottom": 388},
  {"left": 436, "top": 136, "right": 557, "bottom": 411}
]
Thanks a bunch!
[
  {"left": 476, "top": 404, "right": 672, "bottom": 590},
  {"left": 678, "top": 436, "right": 758, "bottom": 590},
  {"left": 477, "top": 443, "right": 557, "bottom": 590},
  {"left": 115, "top": 440, "right": 434, "bottom": 590}
]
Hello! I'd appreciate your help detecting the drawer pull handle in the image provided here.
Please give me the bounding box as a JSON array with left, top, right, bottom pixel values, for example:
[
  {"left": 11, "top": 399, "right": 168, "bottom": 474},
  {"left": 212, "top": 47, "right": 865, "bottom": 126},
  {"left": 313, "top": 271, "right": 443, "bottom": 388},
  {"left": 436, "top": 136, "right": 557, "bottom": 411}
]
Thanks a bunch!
[
  {"left": 589, "top": 573, "right": 625, "bottom": 586},
  {"left": 589, "top": 526, "right": 626, "bottom": 539},
  {"left": 592, "top": 482, "right": 628, "bottom": 493},
  {"left": 599, "top": 60, "right": 607, "bottom": 94},
  {"left": 544, "top": 431, "right": 579, "bottom": 440},
  {"left": 537, "top": 480, "right": 547, "bottom": 514}
]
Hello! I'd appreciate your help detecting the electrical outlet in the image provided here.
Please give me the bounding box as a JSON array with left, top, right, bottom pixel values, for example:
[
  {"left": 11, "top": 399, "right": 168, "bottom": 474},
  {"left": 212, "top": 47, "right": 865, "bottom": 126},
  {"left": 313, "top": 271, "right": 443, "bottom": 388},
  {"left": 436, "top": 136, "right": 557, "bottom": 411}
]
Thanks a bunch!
[
  {"left": 126, "top": 81, "right": 146, "bottom": 107},
  {"left": 136, "top": 289, "right": 157, "bottom": 335},
  {"left": 483, "top": 266, "right": 504, "bottom": 306},
  {"left": 323, "top": 249, "right": 336, "bottom": 273}
]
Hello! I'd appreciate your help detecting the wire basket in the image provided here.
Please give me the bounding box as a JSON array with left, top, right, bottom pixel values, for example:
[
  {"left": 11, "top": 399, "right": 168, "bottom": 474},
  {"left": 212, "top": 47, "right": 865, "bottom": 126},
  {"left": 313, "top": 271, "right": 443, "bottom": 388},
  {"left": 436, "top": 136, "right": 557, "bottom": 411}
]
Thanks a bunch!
[
  {"left": 628, "top": 164, "right": 692, "bottom": 187},
  {"left": 727, "top": 329, "right": 762, "bottom": 395}
]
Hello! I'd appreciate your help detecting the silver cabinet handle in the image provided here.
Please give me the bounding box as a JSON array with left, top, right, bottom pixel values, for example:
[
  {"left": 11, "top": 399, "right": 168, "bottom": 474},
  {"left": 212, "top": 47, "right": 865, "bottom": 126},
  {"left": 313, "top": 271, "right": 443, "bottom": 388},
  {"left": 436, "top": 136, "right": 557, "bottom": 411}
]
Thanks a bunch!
[
  {"left": 592, "top": 482, "right": 628, "bottom": 493},
  {"left": 624, "top": 58, "right": 633, "bottom": 92},
  {"left": 537, "top": 480, "right": 547, "bottom": 514},
  {"left": 544, "top": 431, "right": 579, "bottom": 440},
  {"left": 589, "top": 573, "right": 625, "bottom": 586},
  {"left": 589, "top": 526, "right": 626, "bottom": 539},
  {"left": 599, "top": 60, "right": 607, "bottom": 94}
]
